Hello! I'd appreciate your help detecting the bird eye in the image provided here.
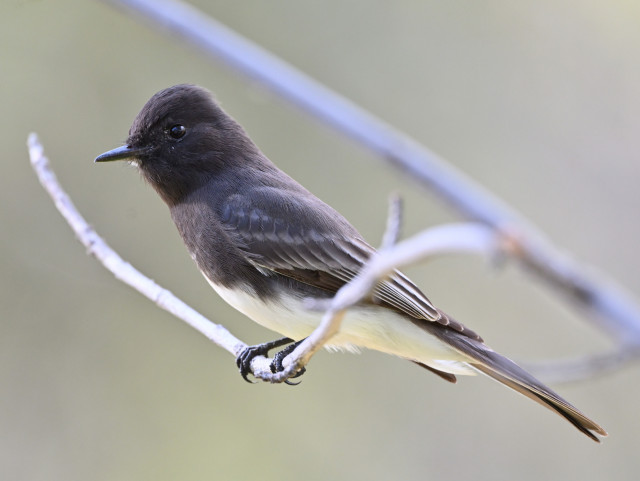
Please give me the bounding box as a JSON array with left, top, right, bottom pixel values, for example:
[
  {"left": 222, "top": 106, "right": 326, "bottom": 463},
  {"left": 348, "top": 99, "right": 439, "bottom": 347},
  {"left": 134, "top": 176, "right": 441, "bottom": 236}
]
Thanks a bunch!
[{"left": 168, "top": 124, "right": 186, "bottom": 139}]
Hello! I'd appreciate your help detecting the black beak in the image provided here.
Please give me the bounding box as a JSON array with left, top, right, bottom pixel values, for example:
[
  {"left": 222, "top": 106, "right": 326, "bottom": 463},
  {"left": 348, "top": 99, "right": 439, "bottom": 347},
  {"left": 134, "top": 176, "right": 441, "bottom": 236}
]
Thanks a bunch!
[{"left": 94, "top": 145, "right": 149, "bottom": 163}]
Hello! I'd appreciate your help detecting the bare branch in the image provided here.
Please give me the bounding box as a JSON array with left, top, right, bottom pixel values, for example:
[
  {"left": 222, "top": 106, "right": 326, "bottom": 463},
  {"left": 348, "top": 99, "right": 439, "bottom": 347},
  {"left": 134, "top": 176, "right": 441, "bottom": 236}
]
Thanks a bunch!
[
  {"left": 379, "top": 193, "right": 403, "bottom": 251},
  {"left": 28, "top": 133, "right": 273, "bottom": 378},
  {"left": 303, "top": 222, "right": 499, "bottom": 315},
  {"left": 253, "top": 223, "right": 503, "bottom": 382}
]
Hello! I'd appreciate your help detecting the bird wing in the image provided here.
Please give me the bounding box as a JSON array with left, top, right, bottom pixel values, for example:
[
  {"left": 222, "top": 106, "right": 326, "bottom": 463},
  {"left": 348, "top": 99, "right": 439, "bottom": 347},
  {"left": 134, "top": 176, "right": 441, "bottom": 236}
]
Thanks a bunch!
[{"left": 220, "top": 187, "right": 478, "bottom": 338}]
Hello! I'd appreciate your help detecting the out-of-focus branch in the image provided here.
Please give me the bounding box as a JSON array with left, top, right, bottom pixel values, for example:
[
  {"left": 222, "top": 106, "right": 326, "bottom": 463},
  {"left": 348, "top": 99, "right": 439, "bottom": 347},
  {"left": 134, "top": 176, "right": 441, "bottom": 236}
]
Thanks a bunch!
[
  {"left": 99, "top": 0, "right": 640, "bottom": 361},
  {"left": 524, "top": 348, "right": 639, "bottom": 385}
]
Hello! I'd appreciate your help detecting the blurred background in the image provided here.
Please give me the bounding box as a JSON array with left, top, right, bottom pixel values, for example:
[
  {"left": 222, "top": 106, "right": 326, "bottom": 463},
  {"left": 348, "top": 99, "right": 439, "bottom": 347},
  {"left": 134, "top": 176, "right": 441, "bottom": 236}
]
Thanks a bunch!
[{"left": 3, "top": 1, "right": 640, "bottom": 479}]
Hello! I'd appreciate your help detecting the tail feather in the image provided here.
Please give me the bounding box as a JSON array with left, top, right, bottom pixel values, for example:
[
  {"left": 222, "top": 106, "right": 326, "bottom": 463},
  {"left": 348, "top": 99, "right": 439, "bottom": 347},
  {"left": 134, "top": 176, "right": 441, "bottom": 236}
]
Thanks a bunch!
[
  {"left": 471, "top": 362, "right": 606, "bottom": 442},
  {"left": 420, "top": 314, "right": 607, "bottom": 442}
]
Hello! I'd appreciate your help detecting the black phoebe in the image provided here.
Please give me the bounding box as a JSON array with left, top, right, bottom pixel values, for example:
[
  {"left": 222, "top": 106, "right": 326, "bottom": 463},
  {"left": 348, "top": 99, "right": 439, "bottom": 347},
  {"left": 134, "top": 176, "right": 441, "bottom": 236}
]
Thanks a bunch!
[{"left": 95, "top": 84, "right": 606, "bottom": 441}]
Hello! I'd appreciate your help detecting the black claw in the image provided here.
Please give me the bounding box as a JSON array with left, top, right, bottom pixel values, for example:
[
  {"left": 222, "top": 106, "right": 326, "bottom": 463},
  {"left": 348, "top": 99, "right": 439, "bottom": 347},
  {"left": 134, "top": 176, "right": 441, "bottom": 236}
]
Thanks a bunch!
[
  {"left": 236, "top": 346, "right": 263, "bottom": 383},
  {"left": 235, "top": 337, "right": 294, "bottom": 382},
  {"left": 270, "top": 339, "right": 307, "bottom": 385},
  {"left": 283, "top": 368, "right": 306, "bottom": 386}
]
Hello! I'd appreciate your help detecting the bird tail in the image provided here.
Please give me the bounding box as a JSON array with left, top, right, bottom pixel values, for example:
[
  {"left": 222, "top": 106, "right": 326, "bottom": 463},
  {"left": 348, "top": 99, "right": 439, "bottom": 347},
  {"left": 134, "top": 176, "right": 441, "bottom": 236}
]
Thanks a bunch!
[
  {"left": 470, "top": 359, "right": 606, "bottom": 442},
  {"left": 422, "top": 316, "right": 607, "bottom": 442}
]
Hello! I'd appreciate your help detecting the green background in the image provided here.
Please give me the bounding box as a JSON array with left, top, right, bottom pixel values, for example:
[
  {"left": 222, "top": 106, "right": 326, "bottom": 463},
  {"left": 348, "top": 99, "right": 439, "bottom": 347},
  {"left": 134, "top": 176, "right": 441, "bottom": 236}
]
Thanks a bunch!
[{"left": 3, "top": 1, "right": 640, "bottom": 479}]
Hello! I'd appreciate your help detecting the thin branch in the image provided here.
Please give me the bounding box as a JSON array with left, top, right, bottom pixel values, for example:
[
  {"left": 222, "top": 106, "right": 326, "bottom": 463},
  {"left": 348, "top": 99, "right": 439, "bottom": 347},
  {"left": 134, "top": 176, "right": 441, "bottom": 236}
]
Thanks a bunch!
[
  {"left": 379, "top": 193, "right": 403, "bottom": 251},
  {"left": 99, "top": 0, "right": 640, "bottom": 359},
  {"left": 270, "top": 222, "right": 503, "bottom": 381},
  {"left": 303, "top": 222, "right": 499, "bottom": 317},
  {"left": 29, "top": 133, "right": 270, "bottom": 378}
]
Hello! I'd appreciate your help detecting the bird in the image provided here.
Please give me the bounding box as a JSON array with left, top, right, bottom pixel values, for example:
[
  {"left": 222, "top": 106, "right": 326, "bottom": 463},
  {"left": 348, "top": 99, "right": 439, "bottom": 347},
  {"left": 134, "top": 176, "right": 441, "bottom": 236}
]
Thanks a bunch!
[{"left": 95, "top": 84, "right": 606, "bottom": 442}]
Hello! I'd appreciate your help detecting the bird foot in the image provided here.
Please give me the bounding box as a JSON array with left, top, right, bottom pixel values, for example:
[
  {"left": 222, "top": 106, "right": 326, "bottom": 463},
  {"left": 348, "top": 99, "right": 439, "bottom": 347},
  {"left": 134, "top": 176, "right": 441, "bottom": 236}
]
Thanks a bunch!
[
  {"left": 236, "top": 337, "right": 306, "bottom": 384},
  {"left": 270, "top": 339, "right": 307, "bottom": 385}
]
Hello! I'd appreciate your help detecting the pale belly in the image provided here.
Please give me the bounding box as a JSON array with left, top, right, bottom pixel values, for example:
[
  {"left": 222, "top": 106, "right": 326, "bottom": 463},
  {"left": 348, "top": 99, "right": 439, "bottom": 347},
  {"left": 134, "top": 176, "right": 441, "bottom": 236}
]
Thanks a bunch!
[{"left": 207, "top": 279, "right": 476, "bottom": 376}]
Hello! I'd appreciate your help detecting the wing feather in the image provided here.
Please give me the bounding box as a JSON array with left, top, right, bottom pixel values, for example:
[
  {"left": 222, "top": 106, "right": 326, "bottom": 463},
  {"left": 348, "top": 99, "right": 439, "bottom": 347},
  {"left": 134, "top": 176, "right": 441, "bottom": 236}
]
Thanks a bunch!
[{"left": 221, "top": 190, "right": 480, "bottom": 339}]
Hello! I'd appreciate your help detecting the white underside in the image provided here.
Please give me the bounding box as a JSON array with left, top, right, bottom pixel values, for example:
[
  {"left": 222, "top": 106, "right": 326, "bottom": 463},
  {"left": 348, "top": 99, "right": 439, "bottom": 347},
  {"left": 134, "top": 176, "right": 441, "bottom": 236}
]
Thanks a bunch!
[{"left": 207, "top": 279, "right": 476, "bottom": 376}]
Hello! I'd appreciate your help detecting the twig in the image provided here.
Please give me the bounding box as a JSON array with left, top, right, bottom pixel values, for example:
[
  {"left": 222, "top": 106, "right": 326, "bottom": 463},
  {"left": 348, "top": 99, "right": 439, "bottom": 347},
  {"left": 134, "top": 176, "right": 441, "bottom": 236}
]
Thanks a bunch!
[
  {"left": 268, "top": 222, "right": 502, "bottom": 381},
  {"left": 28, "top": 133, "right": 271, "bottom": 378},
  {"left": 379, "top": 193, "right": 403, "bottom": 250},
  {"left": 99, "top": 0, "right": 640, "bottom": 360}
]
